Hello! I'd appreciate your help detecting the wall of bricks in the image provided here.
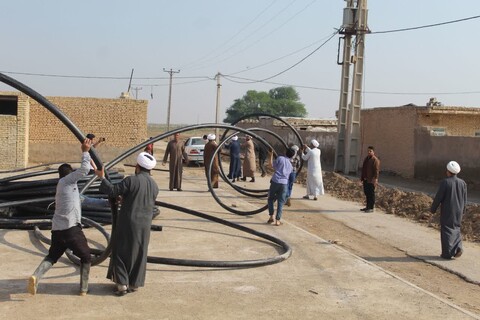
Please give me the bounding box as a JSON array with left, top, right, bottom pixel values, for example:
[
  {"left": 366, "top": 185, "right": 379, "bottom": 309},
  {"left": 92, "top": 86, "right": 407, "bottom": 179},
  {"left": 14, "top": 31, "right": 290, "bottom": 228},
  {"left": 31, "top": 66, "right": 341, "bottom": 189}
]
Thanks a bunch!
[
  {"left": 414, "top": 128, "right": 480, "bottom": 184},
  {"left": 360, "top": 107, "right": 417, "bottom": 177},
  {"left": 0, "top": 92, "right": 29, "bottom": 169},
  {"left": 0, "top": 93, "right": 148, "bottom": 168},
  {"left": 417, "top": 107, "right": 480, "bottom": 136},
  {"left": 361, "top": 106, "right": 480, "bottom": 182},
  {"left": 28, "top": 96, "right": 148, "bottom": 163}
]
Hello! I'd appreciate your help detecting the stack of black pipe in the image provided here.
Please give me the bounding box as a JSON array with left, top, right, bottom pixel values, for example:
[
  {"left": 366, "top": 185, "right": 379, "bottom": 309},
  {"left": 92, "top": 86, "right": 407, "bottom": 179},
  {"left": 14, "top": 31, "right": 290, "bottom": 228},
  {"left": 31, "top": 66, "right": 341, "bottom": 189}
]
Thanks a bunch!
[{"left": 0, "top": 167, "right": 124, "bottom": 229}]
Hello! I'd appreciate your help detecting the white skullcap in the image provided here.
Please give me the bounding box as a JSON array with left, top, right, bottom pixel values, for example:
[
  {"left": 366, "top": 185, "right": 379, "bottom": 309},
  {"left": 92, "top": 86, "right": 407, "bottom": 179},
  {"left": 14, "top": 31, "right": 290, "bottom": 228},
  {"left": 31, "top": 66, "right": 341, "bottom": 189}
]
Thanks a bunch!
[
  {"left": 137, "top": 152, "right": 157, "bottom": 170},
  {"left": 446, "top": 161, "right": 461, "bottom": 175},
  {"left": 291, "top": 145, "right": 299, "bottom": 152},
  {"left": 311, "top": 139, "right": 319, "bottom": 148},
  {"left": 231, "top": 135, "right": 238, "bottom": 141},
  {"left": 207, "top": 133, "right": 216, "bottom": 141}
]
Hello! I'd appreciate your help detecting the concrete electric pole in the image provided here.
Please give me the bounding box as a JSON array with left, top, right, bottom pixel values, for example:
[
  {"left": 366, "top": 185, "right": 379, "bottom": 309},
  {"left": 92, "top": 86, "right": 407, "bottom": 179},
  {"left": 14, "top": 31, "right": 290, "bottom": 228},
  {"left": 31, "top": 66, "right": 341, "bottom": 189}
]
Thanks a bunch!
[
  {"left": 214, "top": 72, "right": 222, "bottom": 142},
  {"left": 163, "top": 68, "right": 180, "bottom": 132},
  {"left": 334, "top": 0, "right": 369, "bottom": 174}
]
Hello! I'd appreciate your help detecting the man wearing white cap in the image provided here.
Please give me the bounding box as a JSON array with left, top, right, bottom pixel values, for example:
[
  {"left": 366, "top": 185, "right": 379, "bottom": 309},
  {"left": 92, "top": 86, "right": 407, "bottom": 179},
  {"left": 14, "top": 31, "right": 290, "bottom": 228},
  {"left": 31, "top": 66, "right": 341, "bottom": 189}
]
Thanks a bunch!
[
  {"left": 431, "top": 161, "right": 467, "bottom": 260},
  {"left": 227, "top": 135, "right": 242, "bottom": 182},
  {"left": 96, "top": 152, "right": 159, "bottom": 295},
  {"left": 301, "top": 139, "right": 324, "bottom": 200},
  {"left": 203, "top": 134, "right": 219, "bottom": 189},
  {"left": 241, "top": 135, "right": 256, "bottom": 182}
]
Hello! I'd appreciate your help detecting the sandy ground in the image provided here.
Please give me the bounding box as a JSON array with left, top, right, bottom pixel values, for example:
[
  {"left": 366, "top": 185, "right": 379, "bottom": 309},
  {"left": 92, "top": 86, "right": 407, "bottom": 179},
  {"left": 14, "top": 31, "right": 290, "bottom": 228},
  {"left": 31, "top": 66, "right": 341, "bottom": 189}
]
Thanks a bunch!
[{"left": 1, "top": 140, "right": 479, "bottom": 319}]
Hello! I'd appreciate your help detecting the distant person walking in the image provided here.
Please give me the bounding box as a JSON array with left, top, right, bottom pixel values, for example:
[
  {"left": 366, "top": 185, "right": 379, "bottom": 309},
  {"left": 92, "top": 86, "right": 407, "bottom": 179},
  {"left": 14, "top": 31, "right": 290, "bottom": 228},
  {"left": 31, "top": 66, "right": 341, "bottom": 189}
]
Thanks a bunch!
[
  {"left": 97, "top": 152, "right": 159, "bottom": 295},
  {"left": 241, "top": 135, "right": 256, "bottom": 182},
  {"left": 301, "top": 139, "right": 324, "bottom": 200},
  {"left": 267, "top": 148, "right": 294, "bottom": 226},
  {"left": 285, "top": 144, "right": 301, "bottom": 206},
  {"left": 227, "top": 135, "right": 242, "bottom": 182},
  {"left": 430, "top": 161, "right": 467, "bottom": 260},
  {"left": 162, "top": 133, "right": 186, "bottom": 191},
  {"left": 203, "top": 133, "right": 219, "bottom": 189},
  {"left": 360, "top": 146, "right": 380, "bottom": 213},
  {"left": 256, "top": 142, "right": 268, "bottom": 177}
]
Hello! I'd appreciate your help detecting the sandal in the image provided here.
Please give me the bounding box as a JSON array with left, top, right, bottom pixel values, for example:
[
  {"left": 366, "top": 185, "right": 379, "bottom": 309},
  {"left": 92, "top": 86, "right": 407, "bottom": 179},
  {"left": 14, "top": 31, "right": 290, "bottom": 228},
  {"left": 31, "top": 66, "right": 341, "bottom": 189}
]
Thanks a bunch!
[
  {"left": 302, "top": 195, "right": 310, "bottom": 199},
  {"left": 267, "top": 217, "right": 275, "bottom": 224},
  {"left": 115, "top": 289, "right": 127, "bottom": 296},
  {"left": 115, "top": 284, "right": 128, "bottom": 296},
  {"left": 275, "top": 220, "right": 283, "bottom": 226}
]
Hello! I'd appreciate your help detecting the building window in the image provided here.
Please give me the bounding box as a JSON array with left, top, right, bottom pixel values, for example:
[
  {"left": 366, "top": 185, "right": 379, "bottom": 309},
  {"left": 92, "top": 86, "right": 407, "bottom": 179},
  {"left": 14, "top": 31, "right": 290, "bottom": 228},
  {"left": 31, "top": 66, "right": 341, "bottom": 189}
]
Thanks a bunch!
[
  {"left": 0, "top": 96, "right": 18, "bottom": 116},
  {"left": 431, "top": 127, "right": 446, "bottom": 136}
]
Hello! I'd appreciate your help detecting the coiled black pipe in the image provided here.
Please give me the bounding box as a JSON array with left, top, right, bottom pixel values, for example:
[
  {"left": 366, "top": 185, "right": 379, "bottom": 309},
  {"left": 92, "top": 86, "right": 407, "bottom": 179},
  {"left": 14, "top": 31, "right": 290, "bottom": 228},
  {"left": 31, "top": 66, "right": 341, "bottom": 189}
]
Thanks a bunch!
[{"left": 0, "top": 73, "right": 293, "bottom": 268}]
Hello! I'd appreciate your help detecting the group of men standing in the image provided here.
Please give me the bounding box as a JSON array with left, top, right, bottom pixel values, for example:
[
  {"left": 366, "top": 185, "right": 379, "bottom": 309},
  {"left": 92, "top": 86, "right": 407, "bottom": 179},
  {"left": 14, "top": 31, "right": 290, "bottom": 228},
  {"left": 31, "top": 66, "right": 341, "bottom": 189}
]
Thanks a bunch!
[{"left": 28, "top": 133, "right": 468, "bottom": 298}]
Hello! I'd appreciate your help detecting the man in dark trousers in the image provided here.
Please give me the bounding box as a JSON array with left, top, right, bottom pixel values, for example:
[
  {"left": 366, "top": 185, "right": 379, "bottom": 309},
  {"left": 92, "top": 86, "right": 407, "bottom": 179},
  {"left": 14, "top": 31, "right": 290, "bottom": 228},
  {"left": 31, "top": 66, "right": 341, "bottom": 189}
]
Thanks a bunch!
[
  {"left": 256, "top": 142, "right": 268, "bottom": 178},
  {"left": 430, "top": 161, "right": 467, "bottom": 260},
  {"left": 96, "top": 152, "right": 159, "bottom": 295},
  {"left": 360, "top": 146, "right": 380, "bottom": 213},
  {"left": 28, "top": 138, "right": 93, "bottom": 296}
]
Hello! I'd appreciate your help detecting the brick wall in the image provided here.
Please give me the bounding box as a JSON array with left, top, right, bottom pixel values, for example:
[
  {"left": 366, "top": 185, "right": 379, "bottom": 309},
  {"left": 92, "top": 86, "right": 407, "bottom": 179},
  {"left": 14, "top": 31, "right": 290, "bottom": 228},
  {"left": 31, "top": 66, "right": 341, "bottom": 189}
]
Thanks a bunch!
[
  {"left": 360, "top": 107, "right": 417, "bottom": 177},
  {"left": 0, "top": 92, "right": 29, "bottom": 169},
  {"left": 28, "top": 96, "right": 148, "bottom": 163},
  {"left": 417, "top": 108, "right": 480, "bottom": 136},
  {"left": 414, "top": 128, "right": 480, "bottom": 184}
]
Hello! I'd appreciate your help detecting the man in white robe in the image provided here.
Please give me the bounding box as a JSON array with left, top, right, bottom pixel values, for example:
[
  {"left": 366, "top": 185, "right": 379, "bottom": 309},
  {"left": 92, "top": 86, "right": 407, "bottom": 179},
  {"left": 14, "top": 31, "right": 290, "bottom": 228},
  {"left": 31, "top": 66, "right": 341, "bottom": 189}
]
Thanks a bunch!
[{"left": 301, "top": 139, "right": 324, "bottom": 200}]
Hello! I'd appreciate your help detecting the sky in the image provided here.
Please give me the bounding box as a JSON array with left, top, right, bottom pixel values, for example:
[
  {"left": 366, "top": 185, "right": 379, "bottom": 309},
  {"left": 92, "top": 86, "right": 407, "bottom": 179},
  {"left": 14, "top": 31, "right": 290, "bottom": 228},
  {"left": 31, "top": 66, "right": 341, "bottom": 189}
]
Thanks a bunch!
[{"left": 1, "top": 1, "right": 480, "bottom": 125}]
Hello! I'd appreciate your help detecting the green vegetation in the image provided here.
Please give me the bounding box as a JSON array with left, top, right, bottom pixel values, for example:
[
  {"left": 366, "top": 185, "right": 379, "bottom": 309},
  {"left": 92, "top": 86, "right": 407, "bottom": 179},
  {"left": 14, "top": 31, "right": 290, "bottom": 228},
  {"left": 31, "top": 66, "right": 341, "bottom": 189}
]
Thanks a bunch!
[{"left": 223, "top": 86, "right": 307, "bottom": 123}]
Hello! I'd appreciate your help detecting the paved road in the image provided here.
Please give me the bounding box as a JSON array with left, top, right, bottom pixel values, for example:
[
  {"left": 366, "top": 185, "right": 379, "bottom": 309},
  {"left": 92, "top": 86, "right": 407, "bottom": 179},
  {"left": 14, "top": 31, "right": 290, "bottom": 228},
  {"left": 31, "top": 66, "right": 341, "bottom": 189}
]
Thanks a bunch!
[{"left": 0, "top": 164, "right": 479, "bottom": 319}]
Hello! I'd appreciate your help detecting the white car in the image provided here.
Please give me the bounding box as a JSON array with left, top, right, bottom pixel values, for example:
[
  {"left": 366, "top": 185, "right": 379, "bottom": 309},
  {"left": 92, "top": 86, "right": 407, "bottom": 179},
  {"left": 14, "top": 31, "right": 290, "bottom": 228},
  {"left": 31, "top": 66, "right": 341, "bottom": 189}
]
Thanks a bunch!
[{"left": 184, "top": 137, "right": 205, "bottom": 166}]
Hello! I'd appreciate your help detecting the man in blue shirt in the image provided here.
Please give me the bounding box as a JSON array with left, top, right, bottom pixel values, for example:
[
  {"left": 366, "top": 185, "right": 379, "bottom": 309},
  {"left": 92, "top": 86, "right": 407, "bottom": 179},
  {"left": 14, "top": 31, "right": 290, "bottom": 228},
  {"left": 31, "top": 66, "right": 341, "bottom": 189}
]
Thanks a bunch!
[{"left": 267, "top": 148, "right": 295, "bottom": 226}]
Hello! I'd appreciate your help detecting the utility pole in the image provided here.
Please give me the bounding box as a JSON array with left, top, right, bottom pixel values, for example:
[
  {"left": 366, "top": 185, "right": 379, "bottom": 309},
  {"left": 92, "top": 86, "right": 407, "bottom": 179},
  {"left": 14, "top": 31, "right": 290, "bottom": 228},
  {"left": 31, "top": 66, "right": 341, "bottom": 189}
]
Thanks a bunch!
[
  {"left": 163, "top": 68, "right": 180, "bottom": 132},
  {"left": 214, "top": 72, "right": 222, "bottom": 142},
  {"left": 131, "top": 86, "right": 143, "bottom": 99},
  {"left": 334, "top": 0, "right": 369, "bottom": 174}
]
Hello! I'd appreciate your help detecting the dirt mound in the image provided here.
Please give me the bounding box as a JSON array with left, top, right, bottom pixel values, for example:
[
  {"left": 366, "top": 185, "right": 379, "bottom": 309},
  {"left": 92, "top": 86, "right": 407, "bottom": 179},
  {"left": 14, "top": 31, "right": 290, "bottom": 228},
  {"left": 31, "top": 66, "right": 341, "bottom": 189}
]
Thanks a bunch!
[{"left": 297, "top": 171, "right": 480, "bottom": 242}]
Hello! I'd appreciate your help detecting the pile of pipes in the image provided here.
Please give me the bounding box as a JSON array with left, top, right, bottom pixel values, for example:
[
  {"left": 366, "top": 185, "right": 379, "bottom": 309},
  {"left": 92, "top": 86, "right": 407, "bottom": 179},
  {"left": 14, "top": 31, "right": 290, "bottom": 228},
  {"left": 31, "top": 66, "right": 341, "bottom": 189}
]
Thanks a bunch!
[{"left": 0, "top": 165, "right": 125, "bottom": 229}]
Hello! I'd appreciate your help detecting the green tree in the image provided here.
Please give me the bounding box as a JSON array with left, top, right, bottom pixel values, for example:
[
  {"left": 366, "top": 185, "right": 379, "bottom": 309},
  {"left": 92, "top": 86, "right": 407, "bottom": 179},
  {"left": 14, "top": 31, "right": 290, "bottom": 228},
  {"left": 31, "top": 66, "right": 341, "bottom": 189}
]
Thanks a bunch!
[{"left": 223, "top": 86, "right": 307, "bottom": 123}]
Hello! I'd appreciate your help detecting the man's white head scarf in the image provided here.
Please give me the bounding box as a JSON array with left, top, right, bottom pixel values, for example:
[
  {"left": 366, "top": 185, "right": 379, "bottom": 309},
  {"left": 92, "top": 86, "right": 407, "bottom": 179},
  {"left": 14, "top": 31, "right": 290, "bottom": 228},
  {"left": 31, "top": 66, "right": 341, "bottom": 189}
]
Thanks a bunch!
[
  {"left": 231, "top": 135, "right": 238, "bottom": 141},
  {"left": 137, "top": 152, "right": 157, "bottom": 170},
  {"left": 207, "top": 133, "right": 216, "bottom": 141},
  {"left": 446, "top": 161, "right": 461, "bottom": 175},
  {"left": 311, "top": 139, "right": 319, "bottom": 148},
  {"left": 291, "top": 145, "right": 299, "bottom": 152}
]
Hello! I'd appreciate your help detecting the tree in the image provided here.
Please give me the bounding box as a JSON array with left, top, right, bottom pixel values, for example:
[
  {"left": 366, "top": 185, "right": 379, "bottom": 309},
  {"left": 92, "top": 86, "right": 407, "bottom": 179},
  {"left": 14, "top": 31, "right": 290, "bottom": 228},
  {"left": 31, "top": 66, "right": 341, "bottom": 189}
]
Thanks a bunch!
[{"left": 223, "top": 86, "right": 307, "bottom": 123}]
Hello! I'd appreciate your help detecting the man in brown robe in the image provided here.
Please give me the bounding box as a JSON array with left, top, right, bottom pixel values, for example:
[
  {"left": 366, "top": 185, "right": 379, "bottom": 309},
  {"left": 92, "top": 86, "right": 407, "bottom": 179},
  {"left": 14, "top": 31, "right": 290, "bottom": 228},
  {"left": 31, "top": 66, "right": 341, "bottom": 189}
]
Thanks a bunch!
[
  {"left": 241, "top": 135, "right": 256, "bottom": 182},
  {"left": 203, "top": 133, "right": 219, "bottom": 189},
  {"left": 162, "top": 133, "right": 186, "bottom": 191}
]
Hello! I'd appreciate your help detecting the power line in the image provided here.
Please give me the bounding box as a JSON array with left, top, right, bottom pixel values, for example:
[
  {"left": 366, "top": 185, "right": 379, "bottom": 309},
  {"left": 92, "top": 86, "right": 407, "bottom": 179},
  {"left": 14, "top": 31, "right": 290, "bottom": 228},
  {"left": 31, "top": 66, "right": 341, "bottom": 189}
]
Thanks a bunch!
[
  {"left": 186, "top": 0, "right": 305, "bottom": 72},
  {"left": 371, "top": 14, "right": 480, "bottom": 34},
  {"left": 223, "top": 30, "right": 339, "bottom": 83},
  {"left": 180, "top": 0, "right": 278, "bottom": 70},
  {"left": 0, "top": 70, "right": 210, "bottom": 81},
  {"left": 222, "top": 75, "right": 480, "bottom": 96}
]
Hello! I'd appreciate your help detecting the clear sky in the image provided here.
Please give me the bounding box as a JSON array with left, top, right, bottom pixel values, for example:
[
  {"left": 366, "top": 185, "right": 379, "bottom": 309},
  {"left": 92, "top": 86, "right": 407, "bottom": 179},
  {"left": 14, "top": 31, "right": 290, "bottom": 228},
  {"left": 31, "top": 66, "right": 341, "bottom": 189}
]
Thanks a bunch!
[{"left": 1, "top": 1, "right": 479, "bottom": 124}]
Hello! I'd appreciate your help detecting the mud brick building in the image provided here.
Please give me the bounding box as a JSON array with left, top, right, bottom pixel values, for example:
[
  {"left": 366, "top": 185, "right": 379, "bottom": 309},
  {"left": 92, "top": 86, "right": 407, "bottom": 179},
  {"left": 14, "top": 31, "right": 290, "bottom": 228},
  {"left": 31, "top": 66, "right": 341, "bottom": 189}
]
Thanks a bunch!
[
  {"left": 360, "top": 105, "right": 480, "bottom": 183},
  {"left": 0, "top": 91, "right": 148, "bottom": 169}
]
